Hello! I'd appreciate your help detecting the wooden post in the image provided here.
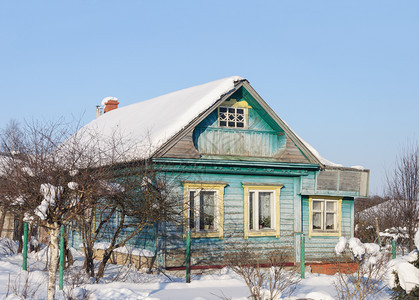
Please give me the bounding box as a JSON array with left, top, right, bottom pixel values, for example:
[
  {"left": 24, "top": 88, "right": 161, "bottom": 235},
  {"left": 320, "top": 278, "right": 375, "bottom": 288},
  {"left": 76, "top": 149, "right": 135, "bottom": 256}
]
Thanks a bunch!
[
  {"left": 186, "top": 230, "right": 191, "bottom": 283},
  {"left": 375, "top": 217, "right": 381, "bottom": 245},
  {"left": 59, "top": 224, "right": 65, "bottom": 290},
  {"left": 300, "top": 234, "right": 305, "bottom": 279},
  {"left": 22, "top": 222, "right": 28, "bottom": 271}
]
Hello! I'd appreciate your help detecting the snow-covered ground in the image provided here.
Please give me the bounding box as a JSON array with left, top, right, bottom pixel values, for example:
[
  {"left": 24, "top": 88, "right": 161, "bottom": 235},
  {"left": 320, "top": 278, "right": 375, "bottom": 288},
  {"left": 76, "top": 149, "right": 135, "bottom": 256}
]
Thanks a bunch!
[{"left": 0, "top": 240, "right": 395, "bottom": 300}]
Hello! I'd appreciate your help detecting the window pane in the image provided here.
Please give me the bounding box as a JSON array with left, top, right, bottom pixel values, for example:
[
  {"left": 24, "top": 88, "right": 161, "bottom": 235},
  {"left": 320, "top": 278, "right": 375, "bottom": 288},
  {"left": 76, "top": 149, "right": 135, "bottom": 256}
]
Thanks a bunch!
[
  {"left": 237, "top": 122, "right": 244, "bottom": 128},
  {"left": 228, "top": 122, "right": 235, "bottom": 127},
  {"left": 249, "top": 192, "right": 254, "bottom": 230},
  {"left": 313, "top": 212, "right": 322, "bottom": 229},
  {"left": 219, "top": 107, "right": 227, "bottom": 113},
  {"left": 326, "top": 201, "right": 336, "bottom": 212},
  {"left": 326, "top": 213, "right": 335, "bottom": 230},
  {"left": 220, "top": 121, "right": 227, "bottom": 126},
  {"left": 219, "top": 113, "right": 227, "bottom": 120},
  {"left": 228, "top": 107, "right": 235, "bottom": 113},
  {"left": 200, "top": 191, "right": 216, "bottom": 230},
  {"left": 258, "top": 192, "right": 272, "bottom": 229},
  {"left": 313, "top": 200, "right": 322, "bottom": 211},
  {"left": 189, "top": 191, "right": 195, "bottom": 230},
  {"left": 237, "top": 108, "right": 244, "bottom": 114}
]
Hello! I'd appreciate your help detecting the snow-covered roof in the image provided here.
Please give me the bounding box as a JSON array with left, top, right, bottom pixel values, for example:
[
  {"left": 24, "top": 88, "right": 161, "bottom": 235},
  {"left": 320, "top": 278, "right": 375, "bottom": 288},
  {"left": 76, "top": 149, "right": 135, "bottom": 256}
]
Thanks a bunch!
[
  {"left": 71, "top": 76, "right": 357, "bottom": 168},
  {"left": 74, "top": 76, "right": 244, "bottom": 161}
]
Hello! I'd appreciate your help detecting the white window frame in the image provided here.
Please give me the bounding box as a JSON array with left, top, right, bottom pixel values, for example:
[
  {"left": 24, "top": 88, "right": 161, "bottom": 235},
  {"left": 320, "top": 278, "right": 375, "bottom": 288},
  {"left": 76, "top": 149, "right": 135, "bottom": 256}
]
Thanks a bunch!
[
  {"left": 182, "top": 183, "right": 225, "bottom": 239},
  {"left": 243, "top": 184, "right": 282, "bottom": 238},
  {"left": 309, "top": 197, "right": 342, "bottom": 238},
  {"left": 188, "top": 189, "right": 219, "bottom": 233},
  {"left": 218, "top": 106, "right": 246, "bottom": 128},
  {"left": 248, "top": 190, "right": 275, "bottom": 231}
]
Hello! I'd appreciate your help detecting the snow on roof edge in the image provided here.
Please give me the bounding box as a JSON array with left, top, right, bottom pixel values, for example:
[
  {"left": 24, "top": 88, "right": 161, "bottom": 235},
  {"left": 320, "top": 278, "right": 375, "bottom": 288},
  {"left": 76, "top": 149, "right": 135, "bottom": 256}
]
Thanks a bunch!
[{"left": 75, "top": 76, "right": 244, "bottom": 163}]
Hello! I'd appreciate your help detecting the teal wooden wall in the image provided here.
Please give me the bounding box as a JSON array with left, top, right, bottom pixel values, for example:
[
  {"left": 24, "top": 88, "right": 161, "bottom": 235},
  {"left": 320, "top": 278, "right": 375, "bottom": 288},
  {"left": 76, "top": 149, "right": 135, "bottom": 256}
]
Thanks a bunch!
[
  {"left": 301, "top": 197, "right": 353, "bottom": 261},
  {"left": 162, "top": 170, "right": 298, "bottom": 267},
  {"left": 192, "top": 91, "right": 287, "bottom": 159}
]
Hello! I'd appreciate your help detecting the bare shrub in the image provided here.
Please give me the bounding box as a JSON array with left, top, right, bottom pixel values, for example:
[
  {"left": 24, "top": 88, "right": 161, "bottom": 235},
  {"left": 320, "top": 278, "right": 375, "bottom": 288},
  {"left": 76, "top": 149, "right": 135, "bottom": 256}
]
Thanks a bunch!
[
  {"left": 334, "top": 252, "right": 390, "bottom": 300},
  {"left": 62, "top": 267, "right": 93, "bottom": 300},
  {"left": 8, "top": 271, "right": 43, "bottom": 299},
  {"left": 224, "top": 245, "right": 299, "bottom": 300},
  {"left": 0, "top": 237, "right": 18, "bottom": 257}
]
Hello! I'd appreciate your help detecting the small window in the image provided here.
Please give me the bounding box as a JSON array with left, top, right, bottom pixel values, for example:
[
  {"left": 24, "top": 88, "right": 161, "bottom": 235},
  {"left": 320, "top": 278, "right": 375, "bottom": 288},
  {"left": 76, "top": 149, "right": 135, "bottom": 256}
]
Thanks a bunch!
[
  {"left": 249, "top": 191, "right": 274, "bottom": 230},
  {"left": 309, "top": 198, "right": 341, "bottom": 237},
  {"left": 219, "top": 106, "right": 245, "bottom": 128},
  {"left": 243, "top": 185, "right": 282, "bottom": 238},
  {"left": 189, "top": 190, "right": 217, "bottom": 232},
  {"left": 183, "top": 183, "right": 225, "bottom": 239}
]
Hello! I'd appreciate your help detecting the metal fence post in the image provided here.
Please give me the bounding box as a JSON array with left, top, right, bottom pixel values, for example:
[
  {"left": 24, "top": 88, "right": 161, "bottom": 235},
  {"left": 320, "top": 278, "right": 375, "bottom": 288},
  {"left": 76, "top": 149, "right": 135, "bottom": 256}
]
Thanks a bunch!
[
  {"left": 186, "top": 230, "right": 191, "bottom": 283},
  {"left": 22, "top": 222, "right": 28, "bottom": 271},
  {"left": 301, "top": 233, "right": 305, "bottom": 279},
  {"left": 392, "top": 239, "right": 396, "bottom": 259},
  {"left": 59, "top": 224, "right": 65, "bottom": 290}
]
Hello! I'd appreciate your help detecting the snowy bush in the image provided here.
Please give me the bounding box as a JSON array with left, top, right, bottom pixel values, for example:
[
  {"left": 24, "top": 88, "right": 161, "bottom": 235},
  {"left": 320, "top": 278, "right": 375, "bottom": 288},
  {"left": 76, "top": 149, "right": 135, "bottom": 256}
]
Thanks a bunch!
[
  {"left": 387, "top": 230, "right": 419, "bottom": 298},
  {"left": 224, "top": 245, "right": 300, "bottom": 300},
  {"left": 334, "top": 237, "right": 389, "bottom": 300}
]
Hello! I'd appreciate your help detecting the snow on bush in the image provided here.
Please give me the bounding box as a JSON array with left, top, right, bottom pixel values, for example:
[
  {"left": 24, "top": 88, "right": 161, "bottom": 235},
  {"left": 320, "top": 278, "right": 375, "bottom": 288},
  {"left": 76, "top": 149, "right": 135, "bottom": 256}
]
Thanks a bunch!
[
  {"left": 387, "top": 230, "right": 419, "bottom": 295},
  {"left": 334, "top": 237, "right": 347, "bottom": 255},
  {"left": 35, "top": 183, "right": 63, "bottom": 220}
]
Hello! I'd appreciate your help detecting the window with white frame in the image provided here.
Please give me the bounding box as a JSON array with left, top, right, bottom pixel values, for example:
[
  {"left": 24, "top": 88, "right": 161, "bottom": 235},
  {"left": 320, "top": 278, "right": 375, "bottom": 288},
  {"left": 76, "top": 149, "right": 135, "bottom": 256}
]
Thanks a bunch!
[
  {"left": 248, "top": 190, "right": 275, "bottom": 230},
  {"left": 218, "top": 106, "right": 245, "bottom": 128},
  {"left": 188, "top": 190, "right": 218, "bottom": 232},
  {"left": 311, "top": 199, "right": 338, "bottom": 232},
  {"left": 243, "top": 184, "right": 282, "bottom": 238},
  {"left": 183, "top": 182, "right": 225, "bottom": 239}
]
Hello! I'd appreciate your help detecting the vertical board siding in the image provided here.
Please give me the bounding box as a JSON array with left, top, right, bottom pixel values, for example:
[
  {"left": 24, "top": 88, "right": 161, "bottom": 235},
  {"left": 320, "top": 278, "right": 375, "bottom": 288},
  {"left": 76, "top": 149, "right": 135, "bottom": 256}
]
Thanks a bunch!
[{"left": 161, "top": 171, "right": 298, "bottom": 267}]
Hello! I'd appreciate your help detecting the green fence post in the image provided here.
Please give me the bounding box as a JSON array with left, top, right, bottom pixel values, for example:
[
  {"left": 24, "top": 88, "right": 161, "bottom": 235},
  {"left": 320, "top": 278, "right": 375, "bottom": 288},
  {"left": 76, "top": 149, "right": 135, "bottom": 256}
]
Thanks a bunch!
[
  {"left": 186, "top": 230, "right": 191, "bottom": 283},
  {"left": 392, "top": 240, "right": 396, "bottom": 259},
  {"left": 300, "top": 233, "right": 305, "bottom": 279},
  {"left": 59, "top": 224, "right": 65, "bottom": 290},
  {"left": 22, "top": 222, "right": 28, "bottom": 271}
]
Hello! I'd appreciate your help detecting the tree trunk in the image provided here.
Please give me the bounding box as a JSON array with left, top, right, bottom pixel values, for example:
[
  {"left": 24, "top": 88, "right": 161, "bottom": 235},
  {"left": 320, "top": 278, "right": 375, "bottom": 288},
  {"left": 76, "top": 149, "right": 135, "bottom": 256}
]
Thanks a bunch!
[
  {"left": 16, "top": 213, "right": 24, "bottom": 253},
  {"left": 83, "top": 245, "right": 95, "bottom": 277},
  {"left": 47, "top": 223, "right": 59, "bottom": 300},
  {"left": 64, "top": 231, "right": 74, "bottom": 268},
  {"left": 0, "top": 208, "right": 7, "bottom": 237},
  {"left": 96, "top": 248, "right": 114, "bottom": 279}
]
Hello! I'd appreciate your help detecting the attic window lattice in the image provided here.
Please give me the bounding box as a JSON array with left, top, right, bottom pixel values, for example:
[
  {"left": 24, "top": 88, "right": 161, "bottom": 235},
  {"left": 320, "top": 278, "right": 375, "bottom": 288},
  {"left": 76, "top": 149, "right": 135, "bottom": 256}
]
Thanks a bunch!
[{"left": 219, "top": 107, "right": 245, "bottom": 128}]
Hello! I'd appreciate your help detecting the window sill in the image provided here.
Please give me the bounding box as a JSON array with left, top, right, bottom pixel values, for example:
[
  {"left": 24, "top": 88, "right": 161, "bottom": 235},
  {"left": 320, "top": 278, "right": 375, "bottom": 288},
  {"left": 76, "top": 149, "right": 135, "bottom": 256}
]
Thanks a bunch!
[
  {"left": 183, "top": 231, "right": 223, "bottom": 239},
  {"left": 245, "top": 230, "right": 280, "bottom": 238},
  {"left": 310, "top": 231, "right": 340, "bottom": 237}
]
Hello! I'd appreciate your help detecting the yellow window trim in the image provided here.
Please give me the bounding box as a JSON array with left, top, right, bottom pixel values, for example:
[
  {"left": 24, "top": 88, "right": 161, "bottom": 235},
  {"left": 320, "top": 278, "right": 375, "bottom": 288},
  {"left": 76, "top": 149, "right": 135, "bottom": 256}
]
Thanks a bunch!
[
  {"left": 182, "top": 183, "right": 226, "bottom": 239},
  {"left": 308, "top": 197, "right": 342, "bottom": 238},
  {"left": 243, "top": 185, "right": 282, "bottom": 239}
]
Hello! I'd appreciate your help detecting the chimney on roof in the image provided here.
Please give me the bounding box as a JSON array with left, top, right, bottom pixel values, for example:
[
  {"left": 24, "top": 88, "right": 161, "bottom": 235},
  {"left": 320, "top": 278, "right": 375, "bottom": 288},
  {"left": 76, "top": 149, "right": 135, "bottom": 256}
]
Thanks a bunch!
[{"left": 101, "top": 97, "right": 119, "bottom": 113}]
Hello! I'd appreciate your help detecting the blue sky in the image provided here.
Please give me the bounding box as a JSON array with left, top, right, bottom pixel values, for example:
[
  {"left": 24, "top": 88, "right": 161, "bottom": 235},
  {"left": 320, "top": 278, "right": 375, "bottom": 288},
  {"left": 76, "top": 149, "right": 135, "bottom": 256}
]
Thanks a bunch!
[{"left": 1, "top": 1, "right": 418, "bottom": 195}]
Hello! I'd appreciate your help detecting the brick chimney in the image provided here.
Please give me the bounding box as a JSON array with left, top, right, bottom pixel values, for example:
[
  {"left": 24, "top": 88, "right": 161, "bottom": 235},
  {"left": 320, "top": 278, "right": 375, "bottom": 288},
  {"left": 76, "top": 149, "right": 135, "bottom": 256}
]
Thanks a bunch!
[{"left": 101, "top": 97, "right": 119, "bottom": 113}]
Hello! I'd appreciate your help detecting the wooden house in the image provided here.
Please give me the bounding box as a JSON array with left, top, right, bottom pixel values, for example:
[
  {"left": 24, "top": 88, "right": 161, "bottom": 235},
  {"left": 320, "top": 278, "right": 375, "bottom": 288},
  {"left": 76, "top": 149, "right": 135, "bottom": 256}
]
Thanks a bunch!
[{"left": 73, "top": 76, "right": 369, "bottom": 268}]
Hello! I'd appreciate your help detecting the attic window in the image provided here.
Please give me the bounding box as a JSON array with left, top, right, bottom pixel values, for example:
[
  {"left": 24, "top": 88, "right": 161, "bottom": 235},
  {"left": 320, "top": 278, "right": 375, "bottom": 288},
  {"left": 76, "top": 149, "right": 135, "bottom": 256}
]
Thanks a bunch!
[{"left": 219, "top": 107, "right": 245, "bottom": 128}]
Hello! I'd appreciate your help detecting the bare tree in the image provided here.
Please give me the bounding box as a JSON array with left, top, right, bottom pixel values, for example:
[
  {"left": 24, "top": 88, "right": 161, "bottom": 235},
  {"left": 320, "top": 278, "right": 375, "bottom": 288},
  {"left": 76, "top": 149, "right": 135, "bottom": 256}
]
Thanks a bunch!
[
  {"left": 386, "top": 142, "right": 419, "bottom": 252},
  {"left": 0, "top": 119, "right": 180, "bottom": 299}
]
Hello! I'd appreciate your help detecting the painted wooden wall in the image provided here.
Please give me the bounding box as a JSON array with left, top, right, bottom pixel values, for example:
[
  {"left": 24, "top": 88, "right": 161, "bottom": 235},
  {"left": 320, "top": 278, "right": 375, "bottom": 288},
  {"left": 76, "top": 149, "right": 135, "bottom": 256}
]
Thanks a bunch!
[
  {"left": 162, "top": 170, "right": 299, "bottom": 267},
  {"left": 301, "top": 197, "right": 354, "bottom": 261}
]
